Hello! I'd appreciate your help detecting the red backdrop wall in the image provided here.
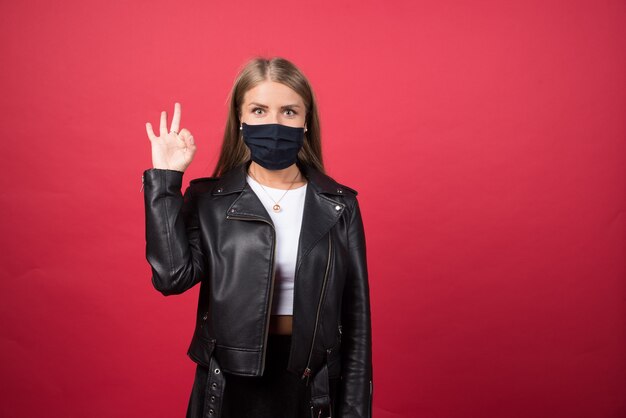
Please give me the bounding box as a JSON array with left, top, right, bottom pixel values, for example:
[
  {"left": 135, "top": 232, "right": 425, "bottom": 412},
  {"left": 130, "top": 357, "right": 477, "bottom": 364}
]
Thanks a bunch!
[{"left": 1, "top": 0, "right": 624, "bottom": 417}]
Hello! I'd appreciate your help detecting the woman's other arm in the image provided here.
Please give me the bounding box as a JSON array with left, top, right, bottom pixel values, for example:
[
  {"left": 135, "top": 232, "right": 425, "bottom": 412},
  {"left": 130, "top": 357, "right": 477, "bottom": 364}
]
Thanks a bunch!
[{"left": 338, "top": 198, "right": 374, "bottom": 418}]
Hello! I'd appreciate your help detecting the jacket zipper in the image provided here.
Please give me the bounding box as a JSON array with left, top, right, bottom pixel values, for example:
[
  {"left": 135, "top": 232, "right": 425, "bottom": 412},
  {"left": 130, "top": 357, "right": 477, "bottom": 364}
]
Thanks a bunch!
[
  {"left": 301, "top": 233, "right": 333, "bottom": 385},
  {"left": 226, "top": 214, "right": 277, "bottom": 375}
]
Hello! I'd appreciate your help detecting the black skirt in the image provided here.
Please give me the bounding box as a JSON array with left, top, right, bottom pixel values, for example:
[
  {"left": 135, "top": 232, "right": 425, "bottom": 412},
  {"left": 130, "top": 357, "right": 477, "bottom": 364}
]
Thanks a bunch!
[{"left": 186, "top": 334, "right": 313, "bottom": 418}]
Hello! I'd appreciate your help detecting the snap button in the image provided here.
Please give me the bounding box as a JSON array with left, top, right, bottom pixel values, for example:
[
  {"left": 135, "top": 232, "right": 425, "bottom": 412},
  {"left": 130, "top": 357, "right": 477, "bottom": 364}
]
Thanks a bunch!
[
  {"left": 211, "top": 382, "right": 217, "bottom": 389},
  {"left": 337, "top": 188, "right": 343, "bottom": 193},
  {"left": 214, "top": 368, "right": 221, "bottom": 374},
  {"left": 211, "top": 395, "right": 216, "bottom": 401},
  {"left": 216, "top": 188, "right": 223, "bottom": 193},
  {"left": 209, "top": 408, "right": 214, "bottom": 414},
  {"left": 230, "top": 208, "right": 236, "bottom": 213},
  {"left": 335, "top": 205, "right": 341, "bottom": 211}
]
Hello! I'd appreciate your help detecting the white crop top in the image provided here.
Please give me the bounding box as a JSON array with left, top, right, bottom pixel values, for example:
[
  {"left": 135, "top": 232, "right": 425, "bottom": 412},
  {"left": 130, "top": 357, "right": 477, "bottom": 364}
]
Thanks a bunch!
[{"left": 246, "top": 174, "right": 307, "bottom": 315}]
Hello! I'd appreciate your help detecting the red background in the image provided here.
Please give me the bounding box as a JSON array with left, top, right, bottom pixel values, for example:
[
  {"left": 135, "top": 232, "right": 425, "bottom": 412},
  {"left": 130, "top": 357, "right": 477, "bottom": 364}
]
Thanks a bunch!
[{"left": 1, "top": 0, "right": 624, "bottom": 417}]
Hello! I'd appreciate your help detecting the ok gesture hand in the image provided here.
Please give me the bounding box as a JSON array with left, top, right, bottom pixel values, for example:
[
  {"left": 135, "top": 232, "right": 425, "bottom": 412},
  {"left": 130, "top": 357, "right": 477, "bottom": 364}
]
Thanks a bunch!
[{"left": 146, "top": 102, "right": 197, "bottom": 172}]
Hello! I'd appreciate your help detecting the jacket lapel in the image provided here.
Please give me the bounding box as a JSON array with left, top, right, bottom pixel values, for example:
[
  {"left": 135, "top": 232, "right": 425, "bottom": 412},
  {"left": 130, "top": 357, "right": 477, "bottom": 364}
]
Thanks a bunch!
[
  {"left": 294, "top": 167, "right": 345, "bottom": 271},
  {"left": 211, "top": 159, "right": 348, "bottom": 271}
]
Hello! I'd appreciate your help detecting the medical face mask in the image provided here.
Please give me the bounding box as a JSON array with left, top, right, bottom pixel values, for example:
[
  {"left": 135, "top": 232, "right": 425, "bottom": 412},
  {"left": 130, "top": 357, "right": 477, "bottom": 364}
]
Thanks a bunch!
[{"left": 241, "top": 122, "right": 305, "bottom": 170}]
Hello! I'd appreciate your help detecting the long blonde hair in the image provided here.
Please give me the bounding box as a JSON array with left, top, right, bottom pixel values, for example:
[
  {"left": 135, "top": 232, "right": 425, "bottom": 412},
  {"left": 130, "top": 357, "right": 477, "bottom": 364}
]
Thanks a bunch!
[{"left": 211, "top": 56, "right": 325, "bottom": 177}]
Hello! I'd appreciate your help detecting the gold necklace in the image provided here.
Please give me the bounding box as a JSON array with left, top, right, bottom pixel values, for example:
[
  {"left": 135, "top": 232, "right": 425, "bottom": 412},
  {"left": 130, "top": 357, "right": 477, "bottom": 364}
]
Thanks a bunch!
[{"left": 248, "top": 166, "right": 302, "bottom": 213}]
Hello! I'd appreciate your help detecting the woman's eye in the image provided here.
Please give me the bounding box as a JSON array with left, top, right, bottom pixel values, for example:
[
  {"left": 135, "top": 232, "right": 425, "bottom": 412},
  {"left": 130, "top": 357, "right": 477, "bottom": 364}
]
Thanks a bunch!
[
  {"left": 285, "top": 109, "right": 297, "bottom": 116},
  {"left": 252, "top": 108, "right": 264, "bottom": 115}
]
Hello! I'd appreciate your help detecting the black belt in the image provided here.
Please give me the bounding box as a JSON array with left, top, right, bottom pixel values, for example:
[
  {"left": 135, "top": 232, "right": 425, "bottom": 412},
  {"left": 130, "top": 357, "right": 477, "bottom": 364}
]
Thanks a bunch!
[{"left": 202, "top": 354, "right": 226, "bottom": 418}]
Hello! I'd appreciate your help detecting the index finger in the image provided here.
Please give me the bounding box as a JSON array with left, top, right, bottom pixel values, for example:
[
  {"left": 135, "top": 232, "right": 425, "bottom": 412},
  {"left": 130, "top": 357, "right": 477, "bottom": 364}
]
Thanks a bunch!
[{"left": 170, "top": 102, "right": 181, "bottom": 134}]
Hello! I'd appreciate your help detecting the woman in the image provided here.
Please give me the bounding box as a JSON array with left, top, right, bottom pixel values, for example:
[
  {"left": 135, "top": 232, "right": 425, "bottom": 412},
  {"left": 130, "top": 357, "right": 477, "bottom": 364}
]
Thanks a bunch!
[{"left": 142, "top": 56, "right": 373, "bottom": 418}]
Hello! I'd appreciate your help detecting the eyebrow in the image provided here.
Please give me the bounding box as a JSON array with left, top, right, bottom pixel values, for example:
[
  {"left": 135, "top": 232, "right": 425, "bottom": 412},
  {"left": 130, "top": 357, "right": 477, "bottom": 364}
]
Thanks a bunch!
[{"left": 248, "top": 102, "right": 301, "bottom": 109}]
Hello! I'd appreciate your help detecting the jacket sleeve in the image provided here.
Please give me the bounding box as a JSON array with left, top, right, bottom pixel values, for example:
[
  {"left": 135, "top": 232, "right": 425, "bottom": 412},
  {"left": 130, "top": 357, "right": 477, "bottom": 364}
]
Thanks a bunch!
[
  {"left": 143, "top": 168, "right": 207, "bottom": 296},
  {"left": 338, "top": 197, "right": 374, "bottom": 418}
]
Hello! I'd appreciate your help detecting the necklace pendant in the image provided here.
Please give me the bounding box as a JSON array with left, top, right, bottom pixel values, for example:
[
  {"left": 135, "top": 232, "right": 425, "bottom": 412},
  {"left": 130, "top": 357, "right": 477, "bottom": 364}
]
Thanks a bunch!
[{"left": 272, "top": 204, "right": 281, "bottom": 213}]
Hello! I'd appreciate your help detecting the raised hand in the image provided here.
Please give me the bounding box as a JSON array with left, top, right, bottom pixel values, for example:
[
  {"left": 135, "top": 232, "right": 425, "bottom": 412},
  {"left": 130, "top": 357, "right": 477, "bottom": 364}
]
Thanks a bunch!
[{"left": 146, "top": 102, "right": 197, "bottom": 172}]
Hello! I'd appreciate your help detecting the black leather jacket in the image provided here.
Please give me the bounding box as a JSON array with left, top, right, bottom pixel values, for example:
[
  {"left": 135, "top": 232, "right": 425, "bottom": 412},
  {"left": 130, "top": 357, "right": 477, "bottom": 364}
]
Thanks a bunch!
[{"left": 142, "top": 159, "right": 373, "bottom": 418}]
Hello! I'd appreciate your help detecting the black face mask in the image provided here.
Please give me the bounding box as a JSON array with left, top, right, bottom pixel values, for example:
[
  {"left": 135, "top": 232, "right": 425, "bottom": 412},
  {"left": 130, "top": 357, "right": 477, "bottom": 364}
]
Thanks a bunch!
[{"left": 241, "top": 122, "right": 305, "bottom": 170}]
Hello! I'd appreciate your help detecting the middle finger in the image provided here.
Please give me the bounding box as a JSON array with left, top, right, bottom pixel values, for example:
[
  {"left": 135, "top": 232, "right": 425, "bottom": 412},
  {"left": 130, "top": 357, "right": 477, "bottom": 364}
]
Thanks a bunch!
[{"left": 160, "top": 110, "right": 168, "bottom": 137}]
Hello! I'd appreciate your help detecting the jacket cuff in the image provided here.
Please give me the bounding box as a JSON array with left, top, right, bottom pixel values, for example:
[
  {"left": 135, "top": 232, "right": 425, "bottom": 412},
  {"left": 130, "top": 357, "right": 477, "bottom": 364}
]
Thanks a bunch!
[{"left": 142, "top": 168, "right": 184, "bottom": 194}]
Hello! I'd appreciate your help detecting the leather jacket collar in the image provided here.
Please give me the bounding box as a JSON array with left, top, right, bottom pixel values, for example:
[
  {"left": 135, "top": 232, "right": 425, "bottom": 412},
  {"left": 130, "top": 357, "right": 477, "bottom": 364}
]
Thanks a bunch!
[{"left": 208, "top": 158, "right": 356, "bottom": 197}]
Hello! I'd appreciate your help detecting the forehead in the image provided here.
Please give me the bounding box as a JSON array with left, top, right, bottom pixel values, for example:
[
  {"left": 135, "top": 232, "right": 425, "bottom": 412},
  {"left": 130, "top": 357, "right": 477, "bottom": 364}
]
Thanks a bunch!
[{"left": 243, "top": 80, "right": 304, "bottom": 105}]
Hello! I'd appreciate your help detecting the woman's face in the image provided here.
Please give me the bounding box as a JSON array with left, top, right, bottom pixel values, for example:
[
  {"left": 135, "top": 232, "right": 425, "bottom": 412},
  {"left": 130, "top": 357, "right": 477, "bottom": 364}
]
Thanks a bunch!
[{"left": 239, "top": 80, "right": 307, "bottom": 129}]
